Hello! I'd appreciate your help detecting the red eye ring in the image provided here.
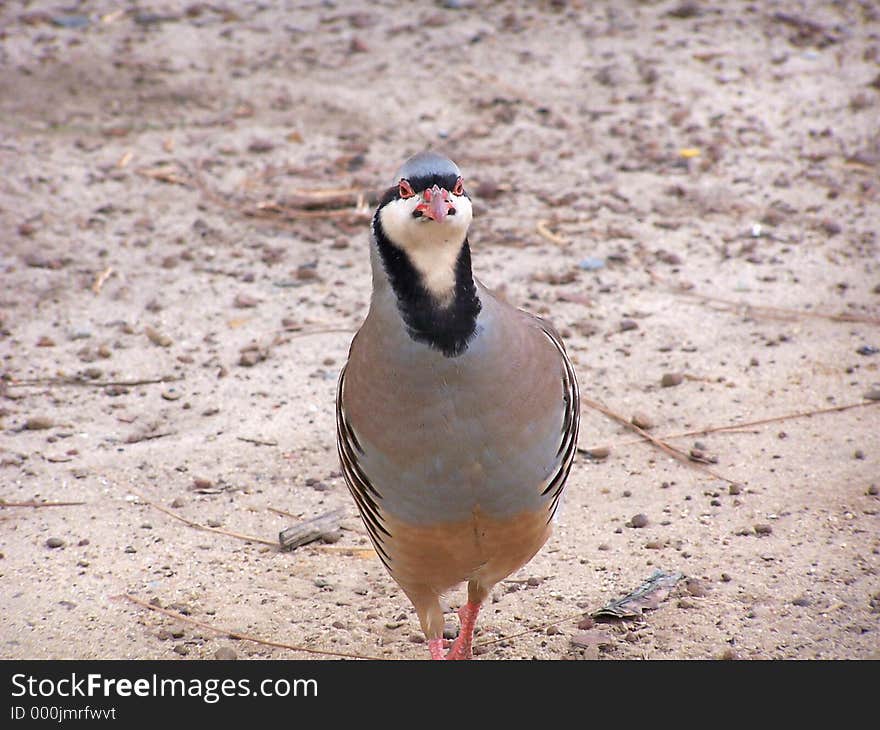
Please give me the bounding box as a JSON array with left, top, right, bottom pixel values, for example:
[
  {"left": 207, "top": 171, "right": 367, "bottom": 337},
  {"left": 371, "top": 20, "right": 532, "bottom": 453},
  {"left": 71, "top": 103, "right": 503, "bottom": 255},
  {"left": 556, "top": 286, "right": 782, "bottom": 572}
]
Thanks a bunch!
[
  {"left": 452, "top": 177, "right": 464, "bottom": 196},
  {"left": 398, "top": 179, "right": 415, "bottom": 199}
]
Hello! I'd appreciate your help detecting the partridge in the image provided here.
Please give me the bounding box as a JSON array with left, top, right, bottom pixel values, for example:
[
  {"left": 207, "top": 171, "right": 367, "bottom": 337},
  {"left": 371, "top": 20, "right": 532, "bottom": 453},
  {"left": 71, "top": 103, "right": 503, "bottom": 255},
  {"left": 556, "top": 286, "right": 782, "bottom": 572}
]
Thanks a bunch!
[{"left": 336, "top": 152, "right": 579, "bottom": 659}]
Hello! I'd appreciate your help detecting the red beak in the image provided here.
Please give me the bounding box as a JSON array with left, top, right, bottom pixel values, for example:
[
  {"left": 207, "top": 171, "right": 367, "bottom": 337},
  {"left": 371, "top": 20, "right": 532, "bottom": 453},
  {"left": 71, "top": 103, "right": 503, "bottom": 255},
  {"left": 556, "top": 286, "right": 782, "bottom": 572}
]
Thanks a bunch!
[{"left": 416, "top": 184, "right": 452, "bottom": 221}]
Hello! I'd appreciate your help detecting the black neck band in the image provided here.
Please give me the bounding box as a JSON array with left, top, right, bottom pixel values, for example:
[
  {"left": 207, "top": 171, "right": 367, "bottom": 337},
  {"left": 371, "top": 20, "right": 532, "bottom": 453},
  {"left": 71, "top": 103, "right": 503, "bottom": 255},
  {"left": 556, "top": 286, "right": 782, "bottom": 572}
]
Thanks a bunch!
[{"left": 373, "top": 216, "right": 481, "bottom": 358}]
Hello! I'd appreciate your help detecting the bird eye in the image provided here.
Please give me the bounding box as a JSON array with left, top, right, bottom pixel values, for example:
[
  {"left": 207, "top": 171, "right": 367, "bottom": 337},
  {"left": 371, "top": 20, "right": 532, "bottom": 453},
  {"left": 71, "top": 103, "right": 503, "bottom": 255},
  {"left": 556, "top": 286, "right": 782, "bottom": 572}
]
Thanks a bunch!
[
  {"left": 452, "top": 177, "right": 464, "bottom": 196},
  {"left": 398, "top": 179, "right": 415, "bottom": 199}
]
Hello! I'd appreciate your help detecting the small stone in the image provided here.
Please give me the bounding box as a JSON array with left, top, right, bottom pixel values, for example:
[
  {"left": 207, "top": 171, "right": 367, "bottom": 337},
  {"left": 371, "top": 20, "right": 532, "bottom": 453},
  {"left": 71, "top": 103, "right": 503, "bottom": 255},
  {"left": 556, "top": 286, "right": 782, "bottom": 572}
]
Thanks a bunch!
[
  {"left": 144, "top": 325, "right": 172, "bottom": 347},
  {"left": 729, "top": 483, "right": 742, "bottom": 495},
  {"left": 172, "top": 644, "right": 189, "bottom": 656},
  {"left": 170, "top": 498, "right": 185, "bottom": 508},
  {"left": 645, "top": 539, "right": 664, "bottom": 550},
  {"left": 576, "top": 617, "right": 595, "bottom": 631},
  {"left": 25, "top": 416, "right": 55, "bottom": 430},
  {"left": 409, "top": 634, "right": 425, "bottom": 644},
  {"left": 193, "top": 477, "right": 214, "bottom": 491},
  {"left": 868, "top": 485, "right": 879, "bottom": 496},
  {"left": 661, "top": 372, "right": 684, "bottom": 387},
  {"left": 619, "top": 319, "right": 639, "bottom": 332},
  {"left": 628, "top": 513, "right": 649, "bottom": 528},
  {"left": 721, "top": 573, "right": 732, "bottom": 582},
  {"left": 161, "top": 389, "right": 182, "bottom": 401},
  {"left": 157, "top": 630, "right": 173, "bottom": 641},
  {"left": 792, "top": 596, "right": 811, "bottom": 607},
  {"left": 584, "top": 446, "right": 610, "bottom": 460},
  {"left": 718, "top": 647, "right": 741, "bottom": 660},
  {"left": 46, "top": 537, "right": 65, "bottom": 549},
  {"left": 295, "top": 265, "right": 320, "bottom": 281},
  {"left": 754, "top": 523, "right": 773, "bottom": 536},
  {"left": 206, "top": 519, "right": 222, "bottom": 528},
  {"left": 247, "top": 138, "right": 275, "bottom": 154},
  {"left": 857, "top": 345, "right": 879, "bottom": 356},
  {"left": 526, "top": 576, "right": 543, "bottom": 587},
  {"left": 124, "top": 545, "right": 137, "bottom": 553},
  {"left": 686, "top": 579, "right": 709, "bottom": 597},
  {"left": 320, "top": 529, "right": 342, "bottom": 544},
  {"left": 234, "top": 292, "right": 260, "bottom": 308},
  {"left": 214, "top": 646, "right": 237, "bottom": 660},
  {"left": 168, "top": 603, "right": 192, "bottom": 616},
  {"left": 443, "top": 623, "right": 457, "bottom": 640},
  {"left": 631, "top": 411, "right": 654, "bottom": 429},
  {"left": 597, "top": 543, "right": 610, "bottom": 551},
  {"left": 854, "top": 449, "right": 865, "bottom": 460},
  {"left": 546, "top": 625, "right": 561, "bottom": 635},
  {"left": 677, "top": 598, "right": 697, "bottom": 609},
  {"left": 36, "top": 336, "right": 55, "bottom": 347},
  {"left": 864, "top": 388, "right": 880, "bottom": 401}
]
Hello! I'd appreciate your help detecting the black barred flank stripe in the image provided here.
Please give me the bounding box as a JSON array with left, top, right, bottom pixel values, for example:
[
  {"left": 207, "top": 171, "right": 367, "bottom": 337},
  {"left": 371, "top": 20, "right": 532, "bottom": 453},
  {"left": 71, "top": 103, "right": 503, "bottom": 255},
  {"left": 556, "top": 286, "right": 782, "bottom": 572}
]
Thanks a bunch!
[
  {"left": 372, "top": 205, "right": 481, "bottom": 358},
  {"left": 335, "top": 366, "right": 392, "bottom": 569},
  {"left": 536, "top": 325, "right": 580, "bottom": 523}
]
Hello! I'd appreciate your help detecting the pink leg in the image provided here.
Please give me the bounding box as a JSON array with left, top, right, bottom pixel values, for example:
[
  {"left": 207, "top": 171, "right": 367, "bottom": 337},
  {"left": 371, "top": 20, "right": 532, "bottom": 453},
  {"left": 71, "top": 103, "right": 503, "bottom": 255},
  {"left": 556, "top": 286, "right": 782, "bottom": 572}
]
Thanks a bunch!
[
  {"left": 445, "top": 602, "right": 481, "bottom": 660},
  {"left": 428, "top": 638, "right": 447, "bottom": 660}
]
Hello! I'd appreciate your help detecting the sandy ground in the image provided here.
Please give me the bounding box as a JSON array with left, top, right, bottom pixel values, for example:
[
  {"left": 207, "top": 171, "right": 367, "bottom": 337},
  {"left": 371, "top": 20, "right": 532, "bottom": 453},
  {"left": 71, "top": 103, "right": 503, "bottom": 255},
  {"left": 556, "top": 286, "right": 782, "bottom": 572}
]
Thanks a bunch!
[{"left": 1, "top": 1, "right": 879, "bottom": 661}]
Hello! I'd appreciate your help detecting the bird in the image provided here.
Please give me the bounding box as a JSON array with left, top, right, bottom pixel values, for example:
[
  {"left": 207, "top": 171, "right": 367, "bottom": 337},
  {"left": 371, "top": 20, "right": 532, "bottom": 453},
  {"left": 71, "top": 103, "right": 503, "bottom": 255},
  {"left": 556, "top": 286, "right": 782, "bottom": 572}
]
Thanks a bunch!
[{"left": 336, "top": 151, "right": 579, "bottom": 659}]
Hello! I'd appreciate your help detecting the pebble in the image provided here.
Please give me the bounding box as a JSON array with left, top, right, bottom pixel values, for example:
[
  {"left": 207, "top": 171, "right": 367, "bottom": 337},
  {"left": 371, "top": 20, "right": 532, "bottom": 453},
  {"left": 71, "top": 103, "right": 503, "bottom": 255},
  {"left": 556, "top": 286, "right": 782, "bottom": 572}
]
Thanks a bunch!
[
  {"left": 172, "top": 644, "right": 189, "bottom": 656},
  {"left": 25, "top": 416, "right": 54, "bottom": 430},
  {"left": 576, "top": 617, "right": 595, "bottom": 630},
  {"left": 619, "top": 319, "right": 639, "bottom": 332},
  {"left": 857, "top": 345, "right": 879, "bottom": 356},
  {"left": 718, "top": 647, "right": 741, "bottom": 660},
  {"left": 864, "top": 388, "right": 880, "bottom": 401},
  {"left": 144, "top": 326, "right": 172, "bottom": 347},
  {"left": 631, "top": 411, "right": 654, "bottom": 429},
  {"left": 295, "top": 265, "right": 320, "bottom": 281},
  {"left": 161, "top": 389, "right": 182, "bottom": 401},
  {"left": 677, "top": 598, "right": 697, "bottom": 609},
  {"left": 854, "top": 449, "right": 865, "bottom": 460},
  {"left": 721, "top": 573, "right": 732, "bottom": 582},
  {"left": 729, "top": 483, "right": 742, "bottom": 495},
  {"left": 686, "top": 579, "right": 709, "bottom": 597},
  {"left": 170, "top": 497, "right": 185, "bottom": 508},
  {"left": 754, "top": 523, "right": 773, "bottom": 536},
  {"left": 868, "top": 485, "right": 878, "bottom": 496},
  {"left": 36, "top": 336, "right": 55, "bottom": 347},
  {"left": 409, "top": 634, "right": 425, "bottom": 644},
  {"left": 233, "top": 292, "right": 260, "bottom": 308},
  {"left": 584, "top": 446, "right": 610, "bottom": 460},
  {"left": 157, "top": 630, "right": 173, "bottom": 641},
  {"left": 206, "top": 519, "right": 222, "bottom": 528},
  {"left": 661, "top": 372, "right": 683, "bottom": 387},
  {"left": 443, "top": 624, "right": 457, "bottom": 640},
  {"left": 193, "top": 477, "right": 214, "bottom": 490},
  {"left": 214, "top": 647, "right": 237, "bottom": 660},
  {"left": 578, "top": 257, "right": 605, "bottom": 271},
  {"left": 792, "top": 596, "right": 811, "bottom": 607},
  {"left": 645, "top": 539, "right": 664, "bottom": 550},
  {"left": 597, "top": 543, "right": 610, "bottom": 551},
  {"left": 628, "top": 513, "right": 649, "bottom": 528},
  {"left": 46, "top": 537, "right": 65, "bottom": 549}
]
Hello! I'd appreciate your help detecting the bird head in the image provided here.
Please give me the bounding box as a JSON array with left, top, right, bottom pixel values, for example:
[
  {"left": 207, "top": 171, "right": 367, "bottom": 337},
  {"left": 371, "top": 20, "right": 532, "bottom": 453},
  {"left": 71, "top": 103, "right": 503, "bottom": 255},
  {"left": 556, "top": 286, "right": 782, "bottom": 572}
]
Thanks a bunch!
[
  {"left": 373, "top": 152, "right": 474, "bottom": 302},
  {"left": 376, "top": 151, "right": 473, "bottom": 250}
]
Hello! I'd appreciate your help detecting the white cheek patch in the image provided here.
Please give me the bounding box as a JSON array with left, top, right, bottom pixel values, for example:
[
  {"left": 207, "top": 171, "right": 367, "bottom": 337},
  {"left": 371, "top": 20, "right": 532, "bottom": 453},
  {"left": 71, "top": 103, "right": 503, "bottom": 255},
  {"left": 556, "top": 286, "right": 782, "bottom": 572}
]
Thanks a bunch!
[{"left": 379, "top": 197, "right": 473, "bottom": 302}]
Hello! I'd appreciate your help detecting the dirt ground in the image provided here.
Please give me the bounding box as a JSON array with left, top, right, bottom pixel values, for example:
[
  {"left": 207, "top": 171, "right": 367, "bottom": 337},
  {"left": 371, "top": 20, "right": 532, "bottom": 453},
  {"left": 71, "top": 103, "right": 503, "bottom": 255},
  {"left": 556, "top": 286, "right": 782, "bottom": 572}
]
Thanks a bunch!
[{"left": 1, "top": 1, "right": 878, "bottom": 661}]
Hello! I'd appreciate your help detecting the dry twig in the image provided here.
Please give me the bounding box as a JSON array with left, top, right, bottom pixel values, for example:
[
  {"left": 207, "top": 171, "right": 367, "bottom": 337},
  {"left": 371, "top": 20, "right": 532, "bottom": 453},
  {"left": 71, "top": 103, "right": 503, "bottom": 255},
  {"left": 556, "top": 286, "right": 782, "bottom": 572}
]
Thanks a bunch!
[
  {"left": 120, "top": 594, "right": 382, "bottom": 660},
  {"left": 131, "top": 490, "right": 277, "bottom": 547}
]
